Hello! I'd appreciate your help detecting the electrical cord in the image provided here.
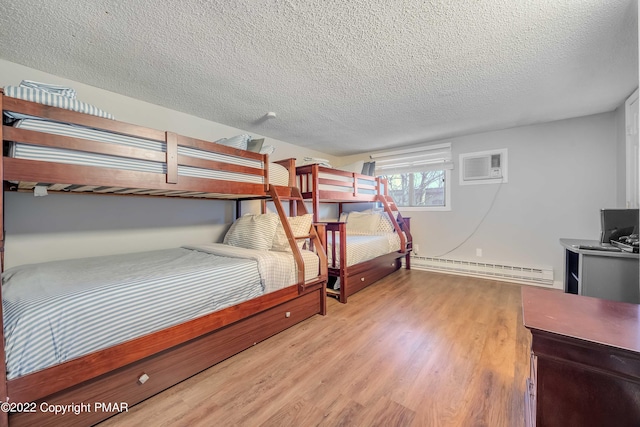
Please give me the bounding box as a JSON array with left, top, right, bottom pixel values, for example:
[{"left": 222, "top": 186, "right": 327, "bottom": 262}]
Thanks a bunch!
[{"left": 431, "top": 177, "right": 504, "bottom": 258}]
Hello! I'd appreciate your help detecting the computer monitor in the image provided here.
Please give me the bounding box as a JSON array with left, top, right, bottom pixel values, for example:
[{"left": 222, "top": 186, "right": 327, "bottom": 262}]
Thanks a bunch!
[{"left": 600, "top": 208, "right": 639, "bottom": 243}]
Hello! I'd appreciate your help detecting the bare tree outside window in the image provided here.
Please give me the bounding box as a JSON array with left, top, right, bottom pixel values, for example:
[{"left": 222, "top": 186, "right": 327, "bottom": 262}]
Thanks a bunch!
[{"left": 383, "top": 170, "right": 446, "bottom": 207}]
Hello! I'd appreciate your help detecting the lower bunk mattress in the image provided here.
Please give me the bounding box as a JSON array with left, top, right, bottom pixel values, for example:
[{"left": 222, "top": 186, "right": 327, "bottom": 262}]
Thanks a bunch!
[
  {"left": 2, "top": 244, "right": 319, "bottom": 380},
  {"left": 326, "top": 233, "right": 403, "bottom": 268}
]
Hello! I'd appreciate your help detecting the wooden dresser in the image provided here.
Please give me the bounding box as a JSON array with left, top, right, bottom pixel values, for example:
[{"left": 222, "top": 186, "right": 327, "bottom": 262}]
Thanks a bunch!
[{"left": 522, "top": 287, "right": 640, "bottom": 427}]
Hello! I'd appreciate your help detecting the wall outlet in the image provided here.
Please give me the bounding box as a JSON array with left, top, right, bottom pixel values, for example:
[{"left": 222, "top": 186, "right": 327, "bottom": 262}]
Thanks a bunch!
[
  {"left": 476, "top": 248, "right": 482, "bottom": 257},
  {"left": 413, "top": 244, "right": 419, "bottom": 255}
]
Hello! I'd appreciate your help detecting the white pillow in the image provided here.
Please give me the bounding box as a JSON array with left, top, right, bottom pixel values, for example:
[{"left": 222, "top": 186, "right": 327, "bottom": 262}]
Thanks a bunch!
[
  {"left": 223, "top": 213, "right": 279, "bottom": 250},
  {"left": 303, "top": 157, "right": 332, "bottom": 167},
  {"left": 272, "top": 214, "right": 313, "bottom": 252},
  {"left": 345, "top": 211, "right": 381, "bottom": 235},
  {"left": 216, "top": 134, "right": 251, "bottom": 150},
  {"left": 260, "top": 144, "right": 275, "bottom": 155},
  {"left": 338, "top": 160, "right": 365, "bottom": 174}
]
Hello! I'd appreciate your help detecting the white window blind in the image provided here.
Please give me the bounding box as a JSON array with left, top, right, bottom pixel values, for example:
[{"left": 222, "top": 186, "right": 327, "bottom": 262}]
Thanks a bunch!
[{"left": 370, "top": 143, "right": 453, "bottom": 175}]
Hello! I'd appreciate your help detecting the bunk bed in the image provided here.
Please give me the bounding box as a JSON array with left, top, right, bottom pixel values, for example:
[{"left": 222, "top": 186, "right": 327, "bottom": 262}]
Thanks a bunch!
[
  {"left": 0, "top": 89, "right": 328, "bottom": 427},
  {"left": 296, "top": 164, "right": 412, "bottom": 303}
]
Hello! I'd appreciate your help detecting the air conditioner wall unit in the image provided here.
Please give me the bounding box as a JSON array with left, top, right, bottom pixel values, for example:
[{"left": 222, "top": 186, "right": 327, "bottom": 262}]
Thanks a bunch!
[{"left": 459, "top": 149, "right": 508, "bottom": 185}]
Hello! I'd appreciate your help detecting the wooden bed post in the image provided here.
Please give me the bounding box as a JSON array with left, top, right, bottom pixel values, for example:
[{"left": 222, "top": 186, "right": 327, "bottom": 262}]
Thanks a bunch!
[
  {"left": 352, "top": 173, "right": 358, "bottom": 197},
  {"left": 263, "top": 156, "right": 270, "bottom": 194},
  {"left": 311, "top": 164, "right": 320, "bottom": 223},
  {"left": 338, "top": 222, "right": 348, "bottom": 303},
  {"left": 272, "top": 158, "right": 296, "bottom": 188},
  {"left": 165, "top": 132, "right": 178, "bottom": 184},
  {"left": 0, "top": 91, "right": 8, "bottom": 427},
  {"left": 400, "top": 217, "right": 412, "bottom": 270}
]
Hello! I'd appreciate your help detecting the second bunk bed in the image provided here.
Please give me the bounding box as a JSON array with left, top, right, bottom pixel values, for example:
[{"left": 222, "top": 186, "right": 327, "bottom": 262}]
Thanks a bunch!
[
  {"left": 296, "top": 163, "right": 412, "bottom": 303},
  {"left": 0, "top": 88, "right": 327, "bottom": 427}
]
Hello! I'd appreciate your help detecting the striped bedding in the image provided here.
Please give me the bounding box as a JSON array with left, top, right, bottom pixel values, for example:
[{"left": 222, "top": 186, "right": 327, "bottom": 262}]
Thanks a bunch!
[
  {"left": 19, "top": 80, "right": 77, "bottom": 98},
  {"left": 326, "top": 233, "right": 402, "bottom": 268},
  {"left": 2, "top": 245, "right": 319, "bottom": 379},
  {"left": 7, "top": 119, "right": 291, "bottom": 186},
  {"left": 4, "top": 86, "right": 114, "bottom": 119}
]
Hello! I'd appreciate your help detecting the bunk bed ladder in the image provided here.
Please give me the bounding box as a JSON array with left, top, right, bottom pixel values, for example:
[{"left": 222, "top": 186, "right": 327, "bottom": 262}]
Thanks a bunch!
[
  {"left": 377, "top": 194, "right": 413, "bottom": 268},
  {"left": 268, "top": 186, "right": 328, "bottom": 308}
]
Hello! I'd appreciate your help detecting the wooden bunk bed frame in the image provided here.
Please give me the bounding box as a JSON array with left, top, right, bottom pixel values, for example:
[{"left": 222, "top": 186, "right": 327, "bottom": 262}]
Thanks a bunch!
[
  {"left": 0, "top": 91, "right": 328, "bottom": 427},
  {"left": 296, "top": 164, "right": 412, "bottom": 303}
]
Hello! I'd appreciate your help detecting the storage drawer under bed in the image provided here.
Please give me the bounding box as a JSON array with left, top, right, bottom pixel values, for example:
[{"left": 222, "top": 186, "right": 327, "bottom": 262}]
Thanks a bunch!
[{"left": 9, "top": 289, "right": 323, "bottom": 427}]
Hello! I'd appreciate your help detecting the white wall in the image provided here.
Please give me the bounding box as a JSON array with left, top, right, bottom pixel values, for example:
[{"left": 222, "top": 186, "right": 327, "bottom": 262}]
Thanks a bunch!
[
  {"left": 615, "top": 103, "right": 627, "bottom": 207},
  {"left": 413, "top": 113, "right": 618, "bottom": 288},
  {"left": 4, "top": 192, "right": 234, "bottom": 268},
  {"left": 0, "top": 60, "right": 336, "bottom": 268},
  {"left": 338, "top": 112, "right": 620, "bottom": 288}
]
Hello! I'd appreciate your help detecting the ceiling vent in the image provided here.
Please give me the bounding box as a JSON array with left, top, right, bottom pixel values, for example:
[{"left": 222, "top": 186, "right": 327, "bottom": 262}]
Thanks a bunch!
[{"left": 460, "top": 149, "right": 508, "bottom": 185}]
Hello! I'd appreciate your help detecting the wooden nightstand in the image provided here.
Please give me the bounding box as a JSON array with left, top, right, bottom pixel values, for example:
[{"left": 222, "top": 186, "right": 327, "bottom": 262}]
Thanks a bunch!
[{"left": 522, "top": 287, "right": 640, "bottom": 427}]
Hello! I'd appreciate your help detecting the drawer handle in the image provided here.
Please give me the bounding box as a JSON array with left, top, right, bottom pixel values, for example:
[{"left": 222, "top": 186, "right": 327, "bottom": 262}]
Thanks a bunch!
[
  {"left": 361, "top": 277, "right": 365, "bottom": 282},
  {"left": 285, "top": 311, "right": 291, "bottom": 318},
  {"left": 138, "top": 373, "right": 150, "bottom": 385}
]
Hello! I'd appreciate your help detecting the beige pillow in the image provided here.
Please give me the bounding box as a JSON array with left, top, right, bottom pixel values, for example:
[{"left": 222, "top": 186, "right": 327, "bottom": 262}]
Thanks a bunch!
[
  {"left": 223, "top": 213, "right": 279, "bottom": 250},
  {"left": 346, "top": 211, "right": 381, "bottom": 235},
  {"left": 272, "top": 214, "right": 313, "bottom": 252}
]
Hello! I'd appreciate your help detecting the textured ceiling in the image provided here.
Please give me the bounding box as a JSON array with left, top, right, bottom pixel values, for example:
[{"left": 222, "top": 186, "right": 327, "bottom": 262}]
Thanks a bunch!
[{"left": 0, "top": 0, "right": 637, "bottom": 156}]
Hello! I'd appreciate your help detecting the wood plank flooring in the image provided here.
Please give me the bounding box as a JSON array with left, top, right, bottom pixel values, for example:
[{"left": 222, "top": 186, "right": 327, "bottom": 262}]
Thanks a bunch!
[{"left": 99, "top": 270, "right": 531, "bottom": 427}]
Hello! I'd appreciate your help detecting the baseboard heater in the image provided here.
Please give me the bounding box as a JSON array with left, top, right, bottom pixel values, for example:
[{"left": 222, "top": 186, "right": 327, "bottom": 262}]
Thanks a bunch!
[{"left": 411, "top": 255, "right": 554, "bottom": 286}]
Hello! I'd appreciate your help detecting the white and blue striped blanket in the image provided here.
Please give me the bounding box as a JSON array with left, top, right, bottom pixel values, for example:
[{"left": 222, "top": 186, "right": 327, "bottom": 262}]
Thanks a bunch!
[
  {"left": 4, "top": 85, "right": 114, "bottom": 119},
  {"left": 2, "top": 244, "right": 319, "bottom": 379},
  {"left": 19, "top": 80, "right": 77, "bottom": 99}
]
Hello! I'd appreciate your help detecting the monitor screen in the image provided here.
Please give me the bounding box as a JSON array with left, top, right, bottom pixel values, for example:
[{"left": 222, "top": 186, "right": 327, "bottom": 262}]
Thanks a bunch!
[{"left": 600, "top": 209, "right": 639, "bottom": 243}]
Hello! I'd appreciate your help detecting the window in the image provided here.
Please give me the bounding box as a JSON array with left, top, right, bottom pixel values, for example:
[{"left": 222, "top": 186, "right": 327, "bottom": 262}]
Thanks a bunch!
[
  {"left": 383, "top": 170, "right": 448, "bottom": 208},
  {"left": 371, "top": 143, "right": 452, "bottom": 211}
]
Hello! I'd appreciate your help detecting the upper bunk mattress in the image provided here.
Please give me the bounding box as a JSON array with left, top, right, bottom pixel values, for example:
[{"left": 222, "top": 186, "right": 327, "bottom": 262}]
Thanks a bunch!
[
  {"left": 2, "top": 245, "right": 319, "bottom": 379},
  {"left": 7, "top": 119, "right": 290, "bottom": 186}
]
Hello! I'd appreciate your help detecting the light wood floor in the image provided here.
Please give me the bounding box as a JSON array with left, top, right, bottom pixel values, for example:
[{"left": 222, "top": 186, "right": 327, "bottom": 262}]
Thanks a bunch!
[{"left": 99, "top": 270, "right": 531, "bottom": 427}]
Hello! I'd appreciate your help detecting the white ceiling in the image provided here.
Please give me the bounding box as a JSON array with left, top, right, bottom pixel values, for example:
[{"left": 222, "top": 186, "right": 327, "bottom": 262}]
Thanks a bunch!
[{"left": 0, "top": 1, "right": 637, "bottom": 157}]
